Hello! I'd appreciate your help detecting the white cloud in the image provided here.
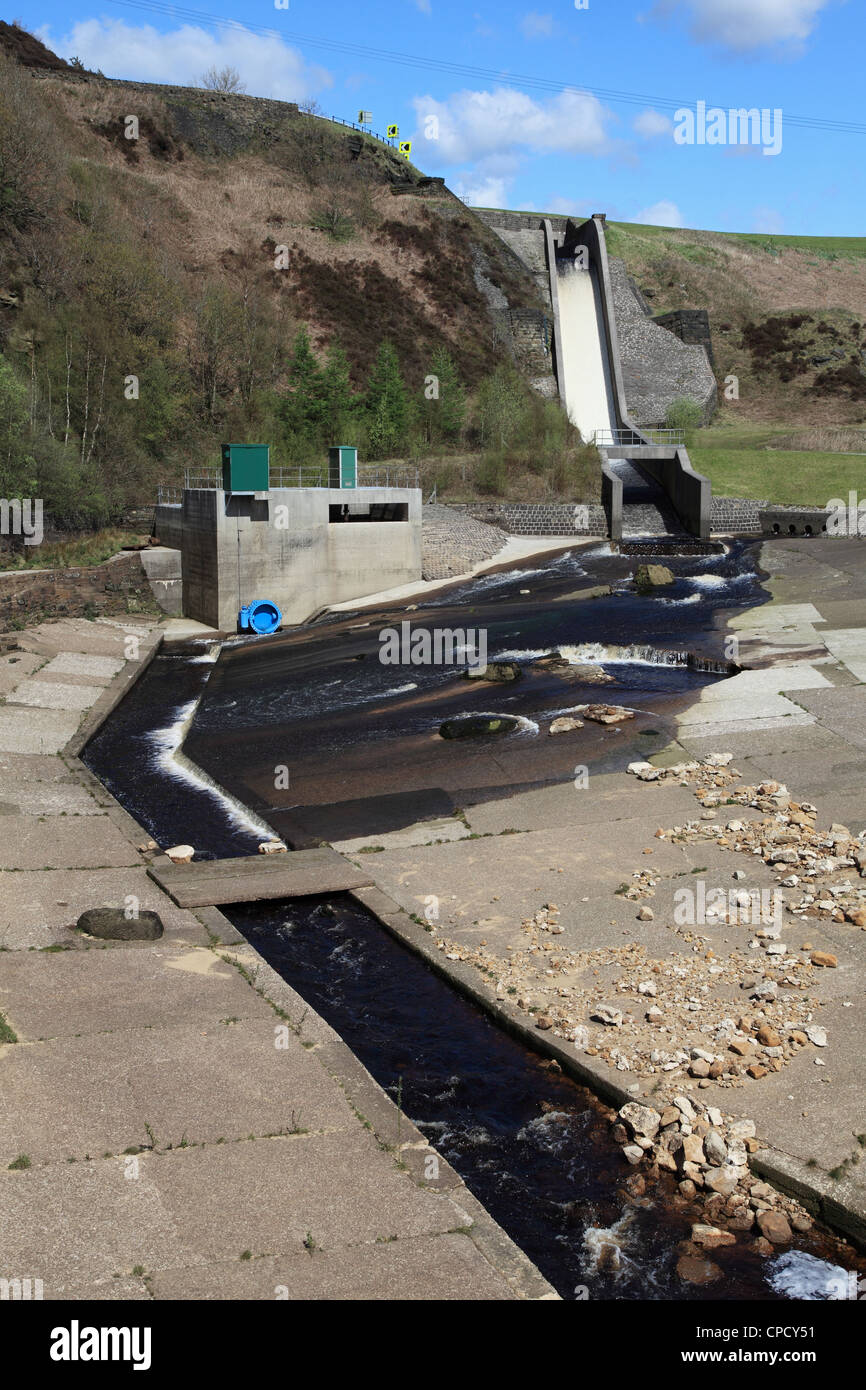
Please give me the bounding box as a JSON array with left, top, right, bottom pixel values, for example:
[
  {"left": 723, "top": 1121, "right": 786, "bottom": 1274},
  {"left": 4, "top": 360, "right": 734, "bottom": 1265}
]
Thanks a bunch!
[
  {"left": 454, "top": 174, "right": 511, "bottom": 208},
  {"left": 414, "top": 0, "right": 432, "bottom": 14},
  {"left": 545, "top": 195, "right": 588, "bottom": 216},
  {"left": 520, "top": 12, "right": 555, "bottom": 39},
  {"left": 633, "top": 108, "right": 673, "bottom": 139},
  {"left": 650, "top": 0, "right": 832, "bottom": 54},
  {"left": 752, "top": 206, "right": 784, "bottom": 233},
  {"left": 634, "top": 199, "right": 684, "bottom": 226},
  {"left": 412, "top": 86, "right": 612, "bottom": 165},
  {"left": 37, "top": 19, "right": 332, "bottom": 102}
]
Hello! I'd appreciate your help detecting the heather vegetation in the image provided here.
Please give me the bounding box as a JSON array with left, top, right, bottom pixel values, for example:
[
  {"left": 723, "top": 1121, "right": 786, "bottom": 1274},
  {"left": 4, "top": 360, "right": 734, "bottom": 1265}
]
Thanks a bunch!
[{"left": 0, "top": 35, "right": 599, "bottom": 531}]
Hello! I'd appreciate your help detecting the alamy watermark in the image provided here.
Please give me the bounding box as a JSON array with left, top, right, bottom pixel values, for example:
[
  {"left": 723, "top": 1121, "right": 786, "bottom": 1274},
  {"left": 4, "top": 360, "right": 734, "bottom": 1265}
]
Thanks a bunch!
[
  {"left": 674, "top": 883, "right": 783, "bottom": 928},
  {"left": 379, "top": 620, "right": 487, "bottom": 669},
  {"left": 674, "top": 102, "right": 783, "bottom": 157},
  {"left": 0, "top": 498, "right": 43, "bottom": 546},
  {"left": 826, "top": 492, "right": 866, "bottom": 536},
  {"left": 1, "top": 1276, "right": 43, "bottom": 1300}
]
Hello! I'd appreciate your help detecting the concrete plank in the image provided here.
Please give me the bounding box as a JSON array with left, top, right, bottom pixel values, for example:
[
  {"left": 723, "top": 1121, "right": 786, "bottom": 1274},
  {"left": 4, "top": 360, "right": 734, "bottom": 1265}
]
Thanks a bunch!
[{"left": 149, "top": 846, "right": 374, "bottom": 907}]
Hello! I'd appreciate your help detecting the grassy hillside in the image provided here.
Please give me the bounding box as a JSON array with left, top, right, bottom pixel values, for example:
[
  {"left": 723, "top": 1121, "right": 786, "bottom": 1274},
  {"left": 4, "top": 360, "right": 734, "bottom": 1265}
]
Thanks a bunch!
[
  {"left": 0, "top": 26, "right": 598, "bottom": 527},
  {"left": 603, "top": 220, "right": 866, "bottom": 430}
]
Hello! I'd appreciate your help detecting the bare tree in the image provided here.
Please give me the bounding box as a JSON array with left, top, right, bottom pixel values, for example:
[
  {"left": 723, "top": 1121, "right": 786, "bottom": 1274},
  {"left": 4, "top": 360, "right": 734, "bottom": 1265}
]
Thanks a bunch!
[{"left": 198, "top": 65, "right": 245, "bottom": 94}]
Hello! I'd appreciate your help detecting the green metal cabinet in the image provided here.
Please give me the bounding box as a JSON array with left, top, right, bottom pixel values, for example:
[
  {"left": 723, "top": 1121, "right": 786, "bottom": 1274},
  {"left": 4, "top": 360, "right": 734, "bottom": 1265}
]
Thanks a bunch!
[
  {"left": 221, "top": 444, "right": 270, "bottom": 493},
  {"left": 328, "top": 445, "right": 358, "bottom": 489}
]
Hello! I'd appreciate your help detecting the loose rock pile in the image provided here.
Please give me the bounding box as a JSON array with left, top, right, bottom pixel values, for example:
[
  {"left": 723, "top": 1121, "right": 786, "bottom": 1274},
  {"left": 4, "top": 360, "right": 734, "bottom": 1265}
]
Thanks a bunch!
[
  {"left": 430, "top": 749, "right": 864, "bottom": 1268},
  {"left": 607, "top": 1095, "right": 815, "bottom": 1278}
]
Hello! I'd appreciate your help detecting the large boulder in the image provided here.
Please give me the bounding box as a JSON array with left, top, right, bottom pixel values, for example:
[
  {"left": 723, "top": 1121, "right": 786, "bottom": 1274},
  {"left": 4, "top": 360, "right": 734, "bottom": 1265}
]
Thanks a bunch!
[
  {"left": 76, "top": 907, "right": 164, "bottom": 941},
  {"left": 533, "top": 653, "right": 615, "bottom": 684},
  {"left": 635, "top": 563, "right": 675, "bottom": 590}
]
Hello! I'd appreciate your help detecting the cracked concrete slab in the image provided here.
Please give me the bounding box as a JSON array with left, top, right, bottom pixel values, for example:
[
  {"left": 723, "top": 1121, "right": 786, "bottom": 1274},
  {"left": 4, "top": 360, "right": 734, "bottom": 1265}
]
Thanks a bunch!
[
  {"left": 0, "top": 706, "right": 80, "bottom": 754},
  {"left": 0, "top": 1019, "right": 357, "bottom": 1165},
  {"left": 0, "top": 945, "right": 274, "bottom": 1040},
  {"left": 7, "top": 679, "right": 104, "bottom": 711},
  {"left": 148, "top": 1231, "right": 515, "bottom": 1300},
  {"left": 40, "top": 652, "right": 125, "bottom": 682},
  {"left": 0, "top": 612, "right": 541, "bottom": 1303},
  {"left": 0, "top": 814, "right": 140, "bottom": 870},
  {"left": 0, "top": 866, "right": 209, "bottom": 950}
]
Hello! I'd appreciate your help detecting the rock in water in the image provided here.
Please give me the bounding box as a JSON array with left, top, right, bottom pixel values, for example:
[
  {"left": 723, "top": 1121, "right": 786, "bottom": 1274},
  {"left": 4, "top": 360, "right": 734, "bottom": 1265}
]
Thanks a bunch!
[
  {"left": 676, "top": 1254, "right": 722, "bottom": 1285},
  {"left": 549, "top": 716, "right": 584, "bottom": 735},
  {"left": 691, "top": 1224, "right": 737, "bottom": 1250},
  {"left": 635, "top": 564, "right": 675, "bottom": 590},
  {"left": 464, "top": 661, "right": 522, "bottom": 683},
  {"left": 439, "top": 715, "right": 519, "bottom": 739},
  {"left": 618, "top": 1102, "right": 661, "bottom": 1140},
  {"left": 165, "top": 844, "right": 195, "bottom": 863},
  {"left": 582, "top": 704, "right": 635, "bottom": 725},
  {"left": 758, "top": 1211, "right": 793, "bottom": 1244},
  {"left": 76, "top": 907, "right": 164, "bottom": 941}
]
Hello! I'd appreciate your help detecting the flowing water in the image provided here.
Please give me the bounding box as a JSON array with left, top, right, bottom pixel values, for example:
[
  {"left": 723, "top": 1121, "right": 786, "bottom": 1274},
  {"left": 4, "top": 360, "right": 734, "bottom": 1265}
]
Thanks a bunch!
[
  {"left": 82, "top": 543, "right": 864, "bottom": 1300},
  {"left": 556, "top": 260, "right": 616, "bottom": 441}
]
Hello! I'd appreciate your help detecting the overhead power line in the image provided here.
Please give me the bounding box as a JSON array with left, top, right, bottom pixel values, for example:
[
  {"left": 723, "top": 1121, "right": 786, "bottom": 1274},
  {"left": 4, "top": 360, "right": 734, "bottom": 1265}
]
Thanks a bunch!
[{"left": 94, "top": 0, "right": 866, "bottom": 137}]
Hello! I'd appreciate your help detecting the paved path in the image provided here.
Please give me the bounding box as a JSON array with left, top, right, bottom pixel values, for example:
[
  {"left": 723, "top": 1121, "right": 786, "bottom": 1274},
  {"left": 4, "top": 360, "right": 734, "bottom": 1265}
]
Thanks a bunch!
[{"left": 0, "top": 617, "right": 551, "bottom": 1301}]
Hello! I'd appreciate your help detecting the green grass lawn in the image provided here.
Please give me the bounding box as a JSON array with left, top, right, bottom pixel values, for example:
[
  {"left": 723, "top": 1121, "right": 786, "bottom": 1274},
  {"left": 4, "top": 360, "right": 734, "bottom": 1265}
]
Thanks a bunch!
[{"left": 690, "top": 446, "right": 866, "bottom": 506}]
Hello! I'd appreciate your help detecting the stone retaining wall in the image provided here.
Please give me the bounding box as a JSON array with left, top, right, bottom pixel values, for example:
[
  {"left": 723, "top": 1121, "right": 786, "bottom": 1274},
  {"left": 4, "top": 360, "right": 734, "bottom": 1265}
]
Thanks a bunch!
[
  {"left": 608, "top": 258, "right": 717, "bottom": 427},
  {"left": 444, "top": 501, "right": 608, "bottom": 536},
  {"left": 422, "top": 505, "right": 507, "bottom": 580},
  {"left": 0, "top": 551, "right": 159, "bottom": 632},
  {"left": 710, "top": 497, "right": 765, "bottom": 535}
]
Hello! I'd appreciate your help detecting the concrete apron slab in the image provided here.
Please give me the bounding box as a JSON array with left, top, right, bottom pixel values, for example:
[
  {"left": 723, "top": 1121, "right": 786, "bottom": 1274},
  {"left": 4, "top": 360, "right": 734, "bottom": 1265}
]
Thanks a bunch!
[
  {"left": 0, "top": 616, "right": 552, "bottom": 1301},
  {"left": 344, "top": 542, "right": 866, "bottom": 1247}
]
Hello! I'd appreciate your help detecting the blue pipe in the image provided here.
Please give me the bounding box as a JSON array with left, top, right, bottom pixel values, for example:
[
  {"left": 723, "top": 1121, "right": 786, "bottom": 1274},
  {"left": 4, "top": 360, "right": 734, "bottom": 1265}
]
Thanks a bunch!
[{"left": 238, "top": 599, "right": 282, "bottom": 634}]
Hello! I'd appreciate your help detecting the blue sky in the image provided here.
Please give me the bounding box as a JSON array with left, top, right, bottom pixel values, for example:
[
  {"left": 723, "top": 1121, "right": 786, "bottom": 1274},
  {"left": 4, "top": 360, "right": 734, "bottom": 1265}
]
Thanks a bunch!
[{"left": 19, "top": 0, "right": 866, "bottom": 234}]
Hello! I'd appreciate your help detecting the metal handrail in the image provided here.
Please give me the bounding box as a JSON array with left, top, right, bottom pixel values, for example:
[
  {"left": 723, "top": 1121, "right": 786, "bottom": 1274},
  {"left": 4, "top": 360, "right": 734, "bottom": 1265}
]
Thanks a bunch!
[
  {"left": 317, "top": 112, "right": 399, "bottom": 149},
  {"left": 594, "top": 428, "right": 686, "bottom": 447},
  {"left": 157, "top": 465, "right": 421, "bottom": 499}
]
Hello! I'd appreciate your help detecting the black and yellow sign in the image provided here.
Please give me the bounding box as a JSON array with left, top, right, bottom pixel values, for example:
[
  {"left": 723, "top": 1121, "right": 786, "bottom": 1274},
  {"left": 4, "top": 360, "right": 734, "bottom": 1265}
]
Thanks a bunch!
[
  {"left": 387, "top": 123, "right": 399, "bottom": 137},
  {"left": 398, "top": 141, "right": 412, "bottom": 158}
]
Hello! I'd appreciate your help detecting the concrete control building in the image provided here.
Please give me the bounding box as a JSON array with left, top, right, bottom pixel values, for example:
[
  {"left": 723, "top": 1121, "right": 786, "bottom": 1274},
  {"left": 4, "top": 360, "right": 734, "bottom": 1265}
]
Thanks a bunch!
[{"left": 153, "top": 482, "right": 422, "bottom": 630}]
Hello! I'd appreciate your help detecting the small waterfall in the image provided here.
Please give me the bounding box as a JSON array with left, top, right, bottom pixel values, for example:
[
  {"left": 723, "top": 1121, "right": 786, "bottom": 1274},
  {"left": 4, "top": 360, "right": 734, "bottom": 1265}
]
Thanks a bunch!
[{"left": 555, "top": 642, "right": 737, "bottom": 674}]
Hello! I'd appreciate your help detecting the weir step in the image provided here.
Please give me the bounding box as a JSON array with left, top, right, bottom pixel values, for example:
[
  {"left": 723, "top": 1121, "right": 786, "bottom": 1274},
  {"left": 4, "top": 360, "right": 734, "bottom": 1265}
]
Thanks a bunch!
[{"left": 148, "top": 846, "right": 374, "bottom": 908}]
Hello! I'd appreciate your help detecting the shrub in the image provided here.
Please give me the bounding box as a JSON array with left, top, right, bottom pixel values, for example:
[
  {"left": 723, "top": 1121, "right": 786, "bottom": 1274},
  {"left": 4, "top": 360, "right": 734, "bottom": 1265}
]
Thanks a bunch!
[{"left": 665, "top": 397, "right": 703, "bottom": 444}]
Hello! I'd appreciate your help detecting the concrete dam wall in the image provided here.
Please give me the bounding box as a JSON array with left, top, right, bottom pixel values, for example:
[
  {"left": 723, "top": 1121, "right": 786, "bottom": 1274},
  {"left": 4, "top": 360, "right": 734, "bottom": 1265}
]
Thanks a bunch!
[{"left": 155, "top": 486, "right": 422, "bottom": 630}]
